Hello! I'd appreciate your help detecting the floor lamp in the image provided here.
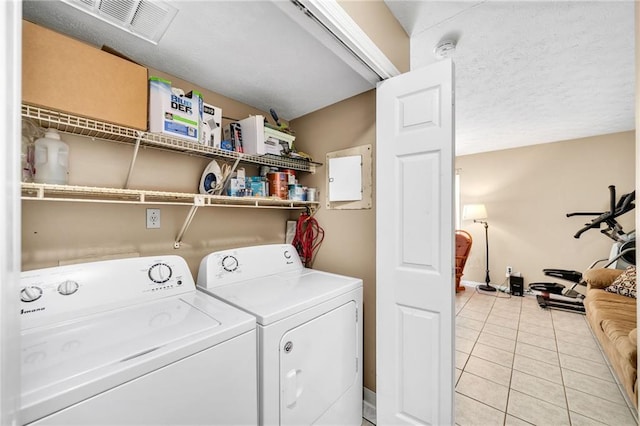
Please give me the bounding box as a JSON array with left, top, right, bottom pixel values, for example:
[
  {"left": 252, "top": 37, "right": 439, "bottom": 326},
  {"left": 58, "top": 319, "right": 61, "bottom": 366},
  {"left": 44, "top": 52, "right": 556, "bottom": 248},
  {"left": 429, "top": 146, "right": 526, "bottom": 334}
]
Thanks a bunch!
[{"left": 462, "top": 204, "right": 495, "bottom": 292}]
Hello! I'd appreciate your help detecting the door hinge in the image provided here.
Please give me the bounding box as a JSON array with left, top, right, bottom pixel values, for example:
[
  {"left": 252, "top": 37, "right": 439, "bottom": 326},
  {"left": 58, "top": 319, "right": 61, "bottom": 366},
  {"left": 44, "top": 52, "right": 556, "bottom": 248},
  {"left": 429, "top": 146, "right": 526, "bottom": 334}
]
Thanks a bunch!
[
  {"left": 355, "top": 307, "right": 358, "bottom": 322},
  {"left": 356, "top": 357, "right": 359, "bottom": 372}
]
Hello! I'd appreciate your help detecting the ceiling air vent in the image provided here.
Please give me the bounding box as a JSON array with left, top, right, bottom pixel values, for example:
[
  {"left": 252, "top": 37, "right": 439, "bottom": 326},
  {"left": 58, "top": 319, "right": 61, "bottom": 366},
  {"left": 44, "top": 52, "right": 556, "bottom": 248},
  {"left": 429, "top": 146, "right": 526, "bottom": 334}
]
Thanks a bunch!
[{"left": 61, "top": 0, "right": 178, "bottom": 44}]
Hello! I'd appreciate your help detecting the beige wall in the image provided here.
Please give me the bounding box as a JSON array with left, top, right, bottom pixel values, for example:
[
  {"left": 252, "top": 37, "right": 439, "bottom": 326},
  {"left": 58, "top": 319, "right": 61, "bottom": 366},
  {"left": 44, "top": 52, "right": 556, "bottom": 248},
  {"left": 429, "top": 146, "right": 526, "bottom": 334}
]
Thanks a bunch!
[
  {"left": 286, "top": 1, "right": 409, "bottom": 393},
  {"left": 291, "top": 89, "right": 377, "bottom": 391},
  {"left": 457, "top": 131, "right": 635, "bottom": 288},
  {"left": 338, "top": 0, "right": 410, "bottom": 73},
  {"left": 22, "top": 4, "right": 408, "bottom": 395},
  {"left": 22, "top": 68, "right": 292, "bottom": 278}
]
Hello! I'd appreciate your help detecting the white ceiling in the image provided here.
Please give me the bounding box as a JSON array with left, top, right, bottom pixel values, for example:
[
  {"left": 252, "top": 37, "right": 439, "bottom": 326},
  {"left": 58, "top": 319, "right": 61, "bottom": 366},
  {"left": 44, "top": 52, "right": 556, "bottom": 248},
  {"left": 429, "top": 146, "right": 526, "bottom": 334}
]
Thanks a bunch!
[
  {"left": 22, "top": 0, "right": 376, "bottom": 122},
  {"left": 22, "top": 1, "right": 635, "bottom": 156},
  {"left": 386, "top": 0, "right": 635, "bottom": 155}
]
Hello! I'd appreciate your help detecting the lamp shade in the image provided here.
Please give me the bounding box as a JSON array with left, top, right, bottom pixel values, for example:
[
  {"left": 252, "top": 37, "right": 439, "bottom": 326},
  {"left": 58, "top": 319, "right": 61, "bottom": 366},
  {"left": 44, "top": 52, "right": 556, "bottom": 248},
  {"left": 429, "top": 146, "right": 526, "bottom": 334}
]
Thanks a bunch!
[{"left": 463, "top": 204, "right": 487, "bottom": 221}]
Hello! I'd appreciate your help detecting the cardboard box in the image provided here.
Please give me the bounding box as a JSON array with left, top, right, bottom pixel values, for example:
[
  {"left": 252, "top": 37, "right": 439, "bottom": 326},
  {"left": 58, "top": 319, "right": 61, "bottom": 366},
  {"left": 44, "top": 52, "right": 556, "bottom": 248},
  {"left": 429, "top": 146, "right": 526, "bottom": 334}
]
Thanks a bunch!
[
  {"left": 237, "top": 115, "right": 295, "bottom": 156},
  {"left": 22, "top": 20, "right": 148, "bottom": 130},
  {"left": 202, "top": 103, "right": 222, "bottom": 147},
  {"left": 148, "top": 79, "right": 201, "bottom": 142}
]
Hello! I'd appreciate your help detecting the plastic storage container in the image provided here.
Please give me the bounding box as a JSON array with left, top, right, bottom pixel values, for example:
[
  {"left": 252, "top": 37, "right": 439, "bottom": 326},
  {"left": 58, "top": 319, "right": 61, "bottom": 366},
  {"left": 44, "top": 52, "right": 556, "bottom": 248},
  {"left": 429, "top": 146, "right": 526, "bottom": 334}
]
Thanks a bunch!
[{"left": 34, "top": 129, "right": 69, "bottom": 185}]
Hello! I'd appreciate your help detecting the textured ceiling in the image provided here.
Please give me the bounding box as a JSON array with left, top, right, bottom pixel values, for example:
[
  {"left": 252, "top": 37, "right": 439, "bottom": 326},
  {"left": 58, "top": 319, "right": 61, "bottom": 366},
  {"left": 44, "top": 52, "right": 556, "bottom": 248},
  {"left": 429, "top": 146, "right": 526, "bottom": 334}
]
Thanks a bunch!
[
  {"left": 22, "top": 1, "right": 635, "bottom": 156},
  {"left": 22, "top": 0, "right": 375, "bottom": 122},
  {"left": 385, "top": 0, "right": 635, "bottom": 155}
]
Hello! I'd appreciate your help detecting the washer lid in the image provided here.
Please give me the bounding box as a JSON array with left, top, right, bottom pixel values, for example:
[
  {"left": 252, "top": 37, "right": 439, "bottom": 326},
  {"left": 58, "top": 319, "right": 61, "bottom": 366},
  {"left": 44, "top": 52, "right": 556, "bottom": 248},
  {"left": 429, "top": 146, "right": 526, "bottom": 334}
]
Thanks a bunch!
[
  {"left": 203, "top": 269, "right": 362, "bottom": 325},
  {"left": 21, "top": 291, "right": 255, "bottom": 424}
]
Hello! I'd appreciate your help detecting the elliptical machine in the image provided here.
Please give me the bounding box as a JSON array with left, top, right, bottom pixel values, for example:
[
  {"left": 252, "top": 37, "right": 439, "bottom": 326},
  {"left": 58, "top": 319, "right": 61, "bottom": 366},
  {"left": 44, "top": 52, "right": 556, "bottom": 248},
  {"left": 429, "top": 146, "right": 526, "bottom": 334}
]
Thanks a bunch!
[{"left": 530, "top": 185, "right": 636, "bottom": 313}]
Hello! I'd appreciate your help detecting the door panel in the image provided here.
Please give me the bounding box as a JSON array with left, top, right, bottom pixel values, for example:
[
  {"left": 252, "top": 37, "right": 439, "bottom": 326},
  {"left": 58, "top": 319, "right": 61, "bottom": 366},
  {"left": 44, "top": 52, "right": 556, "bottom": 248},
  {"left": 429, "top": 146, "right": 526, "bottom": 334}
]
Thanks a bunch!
[
  {"left": 397, "top": 306, "right": 440, "bottom": 423},
  {"left": 399, "top": 153, "right": 440, "bottom": 269},
  {"left": 376, "top": 59, "right": 454, "bottom": 425}
]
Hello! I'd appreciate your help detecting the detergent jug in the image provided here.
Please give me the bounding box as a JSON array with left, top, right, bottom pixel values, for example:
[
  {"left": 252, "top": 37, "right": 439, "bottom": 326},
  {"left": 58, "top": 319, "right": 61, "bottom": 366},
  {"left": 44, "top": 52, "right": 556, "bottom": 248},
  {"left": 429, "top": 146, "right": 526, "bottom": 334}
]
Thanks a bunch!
[{"left": 34, "top": 129, "right": 69, "bottom": 185}]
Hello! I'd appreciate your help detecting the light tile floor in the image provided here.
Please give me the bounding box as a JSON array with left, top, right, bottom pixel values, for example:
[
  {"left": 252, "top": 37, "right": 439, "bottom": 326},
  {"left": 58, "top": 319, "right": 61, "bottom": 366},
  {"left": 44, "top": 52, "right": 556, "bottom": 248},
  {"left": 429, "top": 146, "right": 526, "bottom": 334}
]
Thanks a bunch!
[{"left": 455, "top": 282, "right": 638, "bottom": 426}]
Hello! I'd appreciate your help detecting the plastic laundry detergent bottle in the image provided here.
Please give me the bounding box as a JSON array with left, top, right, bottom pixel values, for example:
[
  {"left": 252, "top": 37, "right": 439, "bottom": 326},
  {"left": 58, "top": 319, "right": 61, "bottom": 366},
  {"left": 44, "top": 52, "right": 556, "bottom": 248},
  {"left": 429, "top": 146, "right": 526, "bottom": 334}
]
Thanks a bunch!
[{"left": 34, "top": 129, "right": 69, "bottom": 185}]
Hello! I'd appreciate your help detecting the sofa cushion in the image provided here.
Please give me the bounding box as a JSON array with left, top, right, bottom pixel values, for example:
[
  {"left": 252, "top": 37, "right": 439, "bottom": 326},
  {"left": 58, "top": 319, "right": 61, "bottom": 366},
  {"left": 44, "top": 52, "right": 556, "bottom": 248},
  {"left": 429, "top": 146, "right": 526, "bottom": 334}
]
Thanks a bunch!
[
  {"left": 584, "top": 268, "right": 624, "bottom": 289},
  {"left": 584, "top": 288, "right": 638, "bottom": 313},
  {"left": 605, "top": 266, "right": 636, "bottom": 298},
  {"left": 584, "top": 274, "right": 637, "bottom": 408},
  {"left": 601, "top": 318, "right": 637, "bottom": 365}
]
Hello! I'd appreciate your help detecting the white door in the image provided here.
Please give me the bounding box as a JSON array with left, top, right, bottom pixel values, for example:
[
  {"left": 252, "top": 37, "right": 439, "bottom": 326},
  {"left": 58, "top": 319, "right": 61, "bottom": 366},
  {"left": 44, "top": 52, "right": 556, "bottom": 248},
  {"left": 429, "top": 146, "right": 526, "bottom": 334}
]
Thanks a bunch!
[
  {"left": 376, "top": 59, "right": 455, "bottom": 425},
  {"left": 1, "top": 1, "right": 22, "bottom": 425}
]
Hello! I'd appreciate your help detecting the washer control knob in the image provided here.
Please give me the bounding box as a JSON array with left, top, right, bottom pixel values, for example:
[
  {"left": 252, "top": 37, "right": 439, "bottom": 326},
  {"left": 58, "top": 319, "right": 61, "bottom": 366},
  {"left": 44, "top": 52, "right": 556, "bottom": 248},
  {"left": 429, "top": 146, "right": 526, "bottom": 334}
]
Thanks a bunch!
[
  {"left": 21, "top": 286, "right": 43, "bottom": 303},
  {"left": 222, "top": 255, "right": 238, "bottom": 272},
  {"left": 148, "top": 263, "right": 172, "bottom": 284},
  {"left": 283, "top": 250, "right": 292, "bottom": 259},
  {"left": 57, "top": 280, "right": 79, "bottom": 296}
]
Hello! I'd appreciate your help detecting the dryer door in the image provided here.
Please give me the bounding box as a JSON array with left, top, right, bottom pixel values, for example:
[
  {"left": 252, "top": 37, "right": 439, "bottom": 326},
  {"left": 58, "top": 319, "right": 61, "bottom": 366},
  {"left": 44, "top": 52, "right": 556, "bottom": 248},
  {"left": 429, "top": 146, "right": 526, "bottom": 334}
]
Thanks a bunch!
[{"left": 279, "top": 301, "right": 357, "bottom": 425}]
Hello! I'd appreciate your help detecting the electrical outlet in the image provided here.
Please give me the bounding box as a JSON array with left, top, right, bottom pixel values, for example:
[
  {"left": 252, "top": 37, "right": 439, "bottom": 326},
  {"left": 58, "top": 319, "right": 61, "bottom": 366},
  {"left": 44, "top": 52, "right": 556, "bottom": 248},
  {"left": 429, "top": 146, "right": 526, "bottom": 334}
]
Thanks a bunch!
[
  {"left": 146, "top": 208, "right": 160, "bottom": 229},
  {"left": 506, "top": 266, "right": 513, "bottom": 277}
]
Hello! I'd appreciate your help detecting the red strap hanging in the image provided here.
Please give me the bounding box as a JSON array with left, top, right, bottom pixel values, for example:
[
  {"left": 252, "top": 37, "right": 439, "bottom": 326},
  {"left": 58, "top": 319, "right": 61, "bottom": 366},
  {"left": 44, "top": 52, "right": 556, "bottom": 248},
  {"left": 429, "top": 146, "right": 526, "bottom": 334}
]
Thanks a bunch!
[{"left": 291, "top": 212, "right": 324, "bottom": 268}]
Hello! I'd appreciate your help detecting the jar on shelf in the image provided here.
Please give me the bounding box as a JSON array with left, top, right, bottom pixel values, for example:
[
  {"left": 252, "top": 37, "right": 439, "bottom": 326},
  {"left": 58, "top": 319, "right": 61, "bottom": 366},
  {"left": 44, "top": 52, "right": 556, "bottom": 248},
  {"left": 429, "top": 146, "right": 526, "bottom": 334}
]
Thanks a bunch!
[{"left": 33, "top": 129, "right": 69, "bottom": 185}]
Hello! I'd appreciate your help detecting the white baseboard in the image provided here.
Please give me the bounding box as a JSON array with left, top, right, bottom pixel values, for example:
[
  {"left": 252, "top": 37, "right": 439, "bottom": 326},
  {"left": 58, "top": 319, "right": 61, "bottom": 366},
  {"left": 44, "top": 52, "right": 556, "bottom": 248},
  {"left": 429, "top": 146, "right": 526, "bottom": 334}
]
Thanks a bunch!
[{"left": 363, "top": 387, "right": 376, "bottom": 424}]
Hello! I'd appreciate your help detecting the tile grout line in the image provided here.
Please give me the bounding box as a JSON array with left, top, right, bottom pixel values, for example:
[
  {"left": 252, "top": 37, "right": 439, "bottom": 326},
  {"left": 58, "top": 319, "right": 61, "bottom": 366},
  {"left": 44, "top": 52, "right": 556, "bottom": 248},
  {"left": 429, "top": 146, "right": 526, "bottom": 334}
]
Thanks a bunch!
[
  {"left": 550, "top": 309, "right": 574, "bottom": 425},
  {"left": 502, "top": 292, "right": 522, "bottom": 426},
  {"left": 457, "top": 289, "right": 638, "bottom": 425},
  {"left": 551, "top": 308, "right": 633, "bottom": 424},
  {"left": 456, "top": 285, "right": 502, "bottom": 417},
  {"left": 575, "top": 312, "right": 638, "bottom": 423},
  {"left": 471, "top": 284, "right": 514, "bottom": 424}
]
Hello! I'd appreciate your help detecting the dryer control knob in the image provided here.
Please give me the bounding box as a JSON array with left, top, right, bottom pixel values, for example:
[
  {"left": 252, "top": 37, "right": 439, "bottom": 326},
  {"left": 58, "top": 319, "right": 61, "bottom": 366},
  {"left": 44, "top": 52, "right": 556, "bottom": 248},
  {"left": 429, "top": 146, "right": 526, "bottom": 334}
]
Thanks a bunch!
[
  {"left": 148, "top": 263, "right": 172, "bottom": 284},
  {"left": 57, "top": 280, "right": 79, "bottom": 296},
  {"left": 222, "top": 255, "right": 238, "bottom": 272},
  {"left": 21, "top": 286, "right": 43, "bottom": 303}
]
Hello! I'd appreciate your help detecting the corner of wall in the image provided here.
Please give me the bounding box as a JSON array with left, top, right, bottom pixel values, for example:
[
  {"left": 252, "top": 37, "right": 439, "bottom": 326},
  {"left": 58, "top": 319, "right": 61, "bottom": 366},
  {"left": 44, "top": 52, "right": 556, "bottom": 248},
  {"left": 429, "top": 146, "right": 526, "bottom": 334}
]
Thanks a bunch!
[{"left": 338, "top": 0, "right": 410, "bottom": 73}]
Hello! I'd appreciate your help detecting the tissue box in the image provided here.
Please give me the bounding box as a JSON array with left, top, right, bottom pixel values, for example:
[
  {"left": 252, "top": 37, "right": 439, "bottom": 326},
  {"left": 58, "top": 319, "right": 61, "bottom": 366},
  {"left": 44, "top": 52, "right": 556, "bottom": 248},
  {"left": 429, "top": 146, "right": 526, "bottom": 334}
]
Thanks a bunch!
[
  {"left": 246, "top": 176, "right": 267, "bottom": 197},
  {"left": 148, "top": 77, "right": 201, "bottom": 143},
  {"left": 227, "top": 178, "right": 246, "bottom": 196},
  {"left": 202, "top": 102, "right": 222, "bottom": 147}
]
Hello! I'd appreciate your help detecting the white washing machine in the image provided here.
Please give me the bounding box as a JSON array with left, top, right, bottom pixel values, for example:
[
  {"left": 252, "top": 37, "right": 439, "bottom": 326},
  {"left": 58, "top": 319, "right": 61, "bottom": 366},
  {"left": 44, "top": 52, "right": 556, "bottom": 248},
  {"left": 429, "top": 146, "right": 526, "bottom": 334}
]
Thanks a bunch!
[
  {"left": 197, "top": 244, "right": 363, "bottom": 426},
  {"left": 19, "top": 255, "right": 257, "bottom": 425}
]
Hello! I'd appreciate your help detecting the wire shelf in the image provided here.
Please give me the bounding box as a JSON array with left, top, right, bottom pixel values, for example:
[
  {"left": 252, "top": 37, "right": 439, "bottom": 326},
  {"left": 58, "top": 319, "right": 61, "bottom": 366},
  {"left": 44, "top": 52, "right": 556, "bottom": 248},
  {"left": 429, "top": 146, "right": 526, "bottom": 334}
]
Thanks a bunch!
[
  {"left": 22, "top": 183, "right": 319, "bottom": 209},
  {"left": 22, "top": 104, "right": 320, "bottom": 172}
]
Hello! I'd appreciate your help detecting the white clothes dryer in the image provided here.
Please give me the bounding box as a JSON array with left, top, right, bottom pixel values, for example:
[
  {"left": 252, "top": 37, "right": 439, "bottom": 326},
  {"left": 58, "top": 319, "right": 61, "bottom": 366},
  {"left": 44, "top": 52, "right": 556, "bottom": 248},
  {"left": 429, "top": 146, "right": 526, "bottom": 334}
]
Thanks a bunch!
[
  {"left": 20, "top": 255, "right": 257, "bottom": 425},
  {"left": 197, "top": 244, "right": 363, "bottom": 426}
]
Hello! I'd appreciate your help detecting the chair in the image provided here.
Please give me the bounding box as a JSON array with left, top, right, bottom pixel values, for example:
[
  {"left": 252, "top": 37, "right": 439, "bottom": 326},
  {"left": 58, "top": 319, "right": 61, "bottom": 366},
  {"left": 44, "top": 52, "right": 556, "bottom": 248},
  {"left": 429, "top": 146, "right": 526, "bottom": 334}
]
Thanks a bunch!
[{"left": 455, "top": 230, "right": 473, "bottom": 293}]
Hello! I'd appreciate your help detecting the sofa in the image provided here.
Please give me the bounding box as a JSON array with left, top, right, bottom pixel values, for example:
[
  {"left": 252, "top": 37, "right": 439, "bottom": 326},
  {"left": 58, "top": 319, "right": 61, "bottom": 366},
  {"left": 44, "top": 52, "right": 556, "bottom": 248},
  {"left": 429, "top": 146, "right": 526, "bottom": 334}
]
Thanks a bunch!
[{"left": 583, "top": 267, "right": 637, "bottom": 406}]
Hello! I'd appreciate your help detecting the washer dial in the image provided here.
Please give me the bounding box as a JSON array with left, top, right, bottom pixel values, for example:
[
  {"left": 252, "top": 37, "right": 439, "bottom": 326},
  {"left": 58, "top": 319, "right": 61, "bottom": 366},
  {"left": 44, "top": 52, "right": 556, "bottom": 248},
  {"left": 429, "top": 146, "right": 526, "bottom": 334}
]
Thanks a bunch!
[
  {"left": 221, "top": 255, "right": 239, "bottom": 272},
  {"left": 21, "top": 286, "right": 43, "bottom": 303},
  {"left": 148, "top": 263, "right": 172, "bottom": 284},
  {"left": 57, "top": 280, "right": 79, "bottom": 296}
]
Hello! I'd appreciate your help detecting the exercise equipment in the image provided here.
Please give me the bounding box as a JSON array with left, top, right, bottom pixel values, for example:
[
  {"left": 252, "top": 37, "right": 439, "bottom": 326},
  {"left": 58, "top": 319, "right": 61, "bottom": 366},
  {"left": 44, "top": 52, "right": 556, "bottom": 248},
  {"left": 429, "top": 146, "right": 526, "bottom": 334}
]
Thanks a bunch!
[
  {"left": 531, "top": 185, "right": 636, "bottom": 313},
  {"left": 569, "top": 185, "right": 635, "bottom": 242}
]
